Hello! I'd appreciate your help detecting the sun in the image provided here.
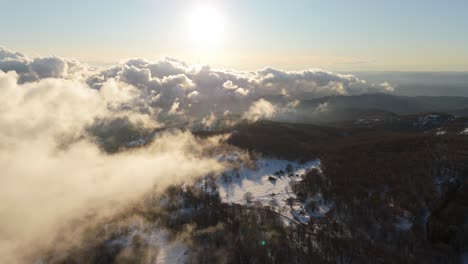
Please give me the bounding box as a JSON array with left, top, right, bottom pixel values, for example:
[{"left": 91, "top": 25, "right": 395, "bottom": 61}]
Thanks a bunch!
[{"left": 187, "top": 4, "right": 225, "bottom": 49}]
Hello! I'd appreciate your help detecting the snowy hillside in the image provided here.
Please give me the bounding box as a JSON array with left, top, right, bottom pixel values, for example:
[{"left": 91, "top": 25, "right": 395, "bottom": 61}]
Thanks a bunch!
[{"left": 208, "top": 156, "right": 333, "bottom": 224}]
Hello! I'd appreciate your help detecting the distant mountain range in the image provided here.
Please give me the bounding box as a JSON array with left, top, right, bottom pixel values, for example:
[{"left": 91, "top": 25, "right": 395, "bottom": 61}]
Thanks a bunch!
[{"left": 275, "top": 94, "right": 468, "bottom": 124}]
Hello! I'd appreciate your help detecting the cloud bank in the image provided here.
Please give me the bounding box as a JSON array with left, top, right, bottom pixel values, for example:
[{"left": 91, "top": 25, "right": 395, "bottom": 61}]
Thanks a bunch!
[
  {"left": 243, "top": 98, "right": 276, "bottom": 122},
  {"left": 0, "top": 46, "right": 394, "bottom": 127},
  {"left": 0, "top": 69, "right": 224, "bottom": 263}
]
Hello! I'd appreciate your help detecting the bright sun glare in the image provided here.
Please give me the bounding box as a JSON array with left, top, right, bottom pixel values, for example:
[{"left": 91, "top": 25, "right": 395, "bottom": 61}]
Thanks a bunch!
[{"left": 187, "top": 4, "right": 225, "bottom": 49}]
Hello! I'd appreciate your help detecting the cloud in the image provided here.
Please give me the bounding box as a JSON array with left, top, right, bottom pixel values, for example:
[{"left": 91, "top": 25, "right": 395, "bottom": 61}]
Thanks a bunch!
[
  {"left": 30, "top": 57, "right": 67, "bottom": 79},
  {"left": 87, "top": 59, "right": 393, "bottom": 121},
  {"left": 315, "top": 102, "right": 329, "bottom": 113},
  {"left": 0, "top": 46, "right": 395, "bottom": 127},
  {"left": 255, "top": 68, "right": 394, "bottom": 97},
  {"left": 0, "top": 46, "right": 93, "bottom": 83},
  {"left": 168, "top": 100, "right": 182, "bottom": 115},
  {"left": 0, "top": 68, "right": 226, "bottom": 263},
  {"left": 243, "top": 98, "right": 276, "bottom": 122},
  {"left": 202, "top": 112, "right": 217, "bottom": 129},
  {"left": 0, "top": 47, "right": 31, "bottom": 76},
  {"left": 0, "top": 132, "right": 224, "bottom": 263},
  {"left": 223, "top": 80, "right": 238, "bottom": 90}
]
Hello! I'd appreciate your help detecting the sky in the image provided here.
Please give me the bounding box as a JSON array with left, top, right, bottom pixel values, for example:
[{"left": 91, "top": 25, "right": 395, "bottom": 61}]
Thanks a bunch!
[
  {"left": 1, "top": 1, "right": 468, "bottom": 262},
  {"left": 1, "top": 0, "right": 468, "bottom": 71}
]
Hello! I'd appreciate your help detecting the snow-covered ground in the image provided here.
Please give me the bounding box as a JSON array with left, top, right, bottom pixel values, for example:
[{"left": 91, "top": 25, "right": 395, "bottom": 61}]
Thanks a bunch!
[
  {"left": 354, "top": 118, "right": 382, "bottom": 125},
  {"left": 414, "top": 114, "right": 446, "bottom": 129},
  {"left": 126, "top": 138, "right": 146, "bottom": 147},
  {"left": 304, "top": 193, "right": 334, "bottom": 218},
  {"left": 107, "top": 226, "right": 188, "bottom": 264},
  {"left": 151, "top": 230, "right": 188, "bottom": 264},
  {"left": 459, "top": 128, "right": 468, "bottom": 135},
  {"left": 213, "top": 156, "right": 331, "bottom": 224},
  {"left": 394, "top": 216, "right": 413, "bottom": 231},
  {"left": 461, "top": 252, "right": 468, "bottom": 264}
]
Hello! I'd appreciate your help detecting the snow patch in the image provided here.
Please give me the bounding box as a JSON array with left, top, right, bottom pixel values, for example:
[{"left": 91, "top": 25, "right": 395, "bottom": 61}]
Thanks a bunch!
[
  {"left": 461, "top": 252, "right": 468, "bottom": 264},
  {"left": 149, "top": 229, "right": 188, "bottom": 264},
  {"left": 414, "top": 114, "right": 442, "bottom": 128},
  {"left": 354, "top": 118, "right": 382, "bottom": 125},
  {"left": 305, "top": 194, "right": 334, "bottom": 218},
  {"left": 394, "top": 213, "right": 413, "bottom": 231},
  {"left": 459, "top": 128, "right": 468, "bottom": 135},
  {"left": 106, "top": 227, "right": 188, "bottom": 264},
  {"left": 126, "top": 138, "right": 146, "bottom": 147},
  {"left": 216, "top": 158, "right": 321, "bottom": 224}
]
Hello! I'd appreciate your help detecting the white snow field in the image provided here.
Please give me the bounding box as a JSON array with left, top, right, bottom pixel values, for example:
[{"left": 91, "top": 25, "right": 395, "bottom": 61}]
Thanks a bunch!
[
  {"left": 213, "top": 156, "right": 333, "bottom": 224},
  {"left": 106, "top": 226, "right": 188, "bottom": 264}
]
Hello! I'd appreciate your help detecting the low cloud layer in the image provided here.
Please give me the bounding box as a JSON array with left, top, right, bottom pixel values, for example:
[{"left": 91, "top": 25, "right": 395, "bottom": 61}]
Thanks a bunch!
[
  {"left": 1, "top": 46, "right": 394, "bottom": 128},
  {"left": 0, "top": 69, "right": 224, "bottom": 263},
  {"left": 0, "top": 46, "right": 394, "bottom": 262},
  {"left": 243, "top": 98, "right": 276, "bottom": 122}
]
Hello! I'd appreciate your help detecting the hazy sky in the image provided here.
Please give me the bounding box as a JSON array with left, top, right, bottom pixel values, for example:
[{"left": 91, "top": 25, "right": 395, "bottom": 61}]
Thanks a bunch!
[{"left": 1, "top": 0, "right": 467, "bottom": 71}]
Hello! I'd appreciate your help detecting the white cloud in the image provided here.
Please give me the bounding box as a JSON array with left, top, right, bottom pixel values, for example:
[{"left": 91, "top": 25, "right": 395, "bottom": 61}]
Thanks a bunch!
[
  {"left": 202, "top": 112, "right": 217, "bottom": 129},
  {"left": 315, "top": 102, "right": 329, "bottom": 113},
  {"left": 0, "top": 68, "right": 224, "bottom": 263},
  {"left": 168, "top": 100, "right": 182, "bottom": 115},
  {"left": 243, "top": 98, "right": 276, "bottom": 122},
  {"left": 254, "top": 68, "right": 387, "bottom": 97},
  {"left": 235, "top": 87, "right": 249, "bottom": 96},
  {"left": 0, "top": 46, "right": 93, "bottom": 83},
  {"left": 187, "top": 90, "right": 200, "bottom": 99},
  {"left": 30, "top": 56, "right": 67, "bottom": 79},
  {"left": 223, "top": 80, "right": 238, "bottom": 90},
  {"left": 0, "top": 46, "right": 395, "bottom": 126}
]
